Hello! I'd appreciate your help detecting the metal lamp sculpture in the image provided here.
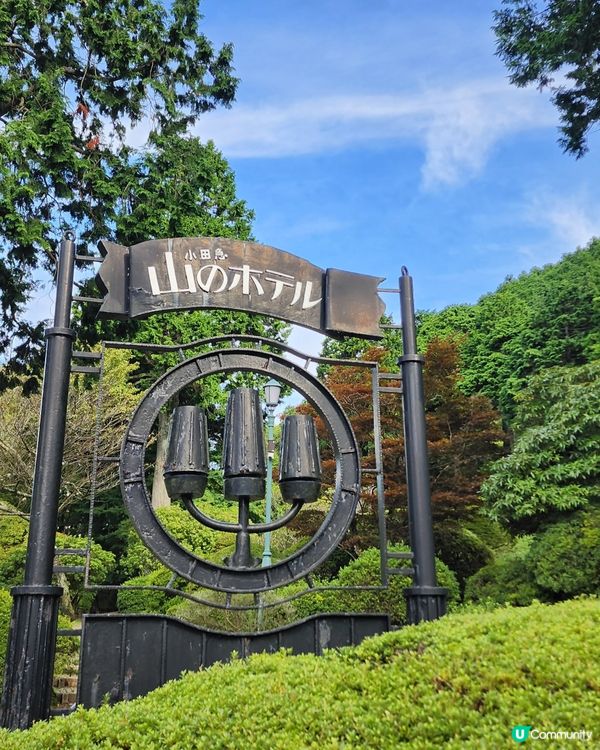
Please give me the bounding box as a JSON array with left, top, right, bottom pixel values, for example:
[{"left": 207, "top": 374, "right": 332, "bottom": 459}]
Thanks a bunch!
[{"left": 162, "top": 388, "right": 322, "bottom": 571}]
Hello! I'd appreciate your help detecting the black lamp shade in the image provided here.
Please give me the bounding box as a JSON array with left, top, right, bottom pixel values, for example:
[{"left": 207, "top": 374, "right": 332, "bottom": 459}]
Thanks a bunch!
[
  {"left": 163, "top": 406, "right": 210, "bottom": 500},
  {"left": 279, "top": 414, "right": 321, "bottom": 503},
  {"left": 223, "top": 387, "right": 266, "bottom": 500}
]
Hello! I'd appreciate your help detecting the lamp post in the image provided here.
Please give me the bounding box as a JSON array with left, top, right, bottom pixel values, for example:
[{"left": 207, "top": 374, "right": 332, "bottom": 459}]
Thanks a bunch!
[{"left": 261, "top": 379, "right": 281, "bottom": 567}]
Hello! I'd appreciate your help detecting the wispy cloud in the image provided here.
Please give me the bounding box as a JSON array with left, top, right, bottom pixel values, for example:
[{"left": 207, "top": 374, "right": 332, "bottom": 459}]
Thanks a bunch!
[
  {"left": 520, "top": 190, "right": 600, "bottom": 264},
  {"left": 194, "top": 78, "right": 554, "bottom": 189}
]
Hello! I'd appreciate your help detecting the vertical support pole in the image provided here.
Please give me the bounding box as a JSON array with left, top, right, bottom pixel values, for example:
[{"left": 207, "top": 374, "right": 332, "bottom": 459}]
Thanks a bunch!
[
  {"left": 398, "top": 267, "right": 447, "bottom": 624},
  {"left": 1, "top": 233, "right": 77, "bottom": 729},
  {"left": 261, "top": 407, "right": 275, "bottom": 567}
]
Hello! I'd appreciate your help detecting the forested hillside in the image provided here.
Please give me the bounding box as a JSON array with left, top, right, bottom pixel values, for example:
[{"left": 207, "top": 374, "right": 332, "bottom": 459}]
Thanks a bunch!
[
  {"left": 418, "top": 240, "right": 599, "bottom": 424},
  {"left": 317, "top": 239, "right": 599, "bottom": 605}
]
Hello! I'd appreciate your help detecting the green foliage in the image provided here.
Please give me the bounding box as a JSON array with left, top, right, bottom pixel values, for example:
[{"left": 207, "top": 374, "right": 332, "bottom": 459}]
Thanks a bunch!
[
  {"left": 494, "top": 0, "right": 600, "bottom": 156},
  {"left": 421, "top": 242, "right": 600, "bottom": 424},
  {"left": 116, "top": 567, "right": 176, "bottom": 614},
  {"left": 482, "top": 362, "right": 600, "bottom": 524},
  {"left": 294, "top": 546, "right": 459, "bottom": 626},
  {"left": 0, "top": 0, "right": 239, "bottom": 386},
  {"left": 433, "top": 522, "right": 493, "bottom": 591},
  {"left": 318, "top": 315, "right": 403, "bottom": 376},
  {"left": 2, "top": 599, "right": 600, "bottom": 748},
  {"left": 529, "top": 508, "right": 600, "bottom": 596},
  {"left": 0, "top": 588, "right": 12, "bottom": 674},
  {"left": 53, "top": 614, "right": 81, "bottom": 677},
  {"left": 465, "top": 243, "right": 599, "bottom": 422},
  {"left": 0, "top": 533, "right": 115, "bottom": 615},
  {"left": 464, "top": 536, "right": 543, "bottom": 606},
  {"left": 416, "top": 304, "right": 475, "bottom": 351},
  {"left": 461, "top": 514, "right": 511, "bottom": 551},
  {"left": 0, "top": 508, "right": 28, "bottom": 550},
  {"left": 167, "top": 581, "right": 308, "bottom": 633},
  {"left": 119, "top": 504, "right": 230, "bottom": 579}
]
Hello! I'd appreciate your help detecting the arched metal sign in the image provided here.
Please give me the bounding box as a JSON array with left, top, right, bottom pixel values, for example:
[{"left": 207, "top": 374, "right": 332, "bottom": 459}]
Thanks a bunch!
[{"left": 97, "top": 237, "right": 385, "bottom": 338}]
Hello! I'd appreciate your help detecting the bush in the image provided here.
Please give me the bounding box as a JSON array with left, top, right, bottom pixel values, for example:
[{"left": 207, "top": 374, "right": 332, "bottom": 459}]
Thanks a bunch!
[
  {"left": 119, "top": 503, "right": 235, "bottom": 579},
  {"left": 116, "top": 567, "right": 177, "bottom": 614},
  {"left": 0, "top": 509, "right": 28, "bottom": 553},
  {"left": 461, "top": 514, "right": 511, "bottom": 550},
  {"left": 0, "top": 533, "right": 115, "bottom": 616},
  {"left": 1, "top": 599, "right": 599, "bottom": 748},
  {"left": 529, "top": 508, "right": 600, "bottom": 596},
  {"left": 0, "top": 588, "right": 12, "bottom": 674},
  {"left": 433, "top": 522, "right": 492, "bottom": 591},
  {"left": 464, "top": 535, "right": 544, "bottom": 606},
  {"left": 293, "top": 545, "right": 459, "bottom": 625},
  {"left": 167, "top": 581, "right": 308, "bottom": 633}
]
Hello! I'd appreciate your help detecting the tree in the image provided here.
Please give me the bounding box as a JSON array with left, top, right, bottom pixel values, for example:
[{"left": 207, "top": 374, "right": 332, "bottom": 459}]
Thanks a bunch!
[
  {"left": 0, "top": 348, "right": 140, "bottom": 511},
  {"left": 0, "top": 0, "right": 238, "bottom": 387},
  {"left": 303, "top": 338, "right": 505, "bottom": 551},
  {"left": 424, "top": 241, "right": 599, "bottom": 424},
  {"left": 493, "top": 0, "right": 600, "bottom": 156},
  {"left": 481, "top": 361, "right": 600, "bottom": 527},
  {"left": 318, "top": 315, "right": 403, "bottom": 377}
]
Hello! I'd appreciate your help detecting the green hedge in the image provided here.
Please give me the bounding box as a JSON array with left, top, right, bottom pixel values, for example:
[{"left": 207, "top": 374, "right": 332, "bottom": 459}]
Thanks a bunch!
[
  {"left": 464, "top": 536, "right": 543, "bottom": 606},
  {"left": 1, "top": 598, "right": 598, "bottom": 748},
  {"left": 119, "top": 503, "right": 236, "bottom": 579},
  {"left": 529, "top": 508, "right": 600, "bottom": 596},
  {"left": 0, "top": 533, "right": 115, "bottom": 616},
  {"left": 124, "top": 545, "right": 458, "bottom": 629},
  {"left": 116, "top": 566, "right": 177, "bottom": 614},
  {"left": 294, "top": 545, "right": 459, "bottom": 625},
  {"left": 465, "top": 510, "right": 600, "bottom": 606}
]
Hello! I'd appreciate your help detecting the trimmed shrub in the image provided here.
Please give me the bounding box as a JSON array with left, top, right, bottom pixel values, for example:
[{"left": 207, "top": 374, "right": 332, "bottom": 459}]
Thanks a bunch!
[
  {"left": 167, "top": 581, "right": 308, "bottom": 632},
  {"left": 0, "top": 588, "right": 12, "bottom": 674},
  {"left": 119, "top": 503, "right": 235, "bottom": 579},
  {"left": 529, "top": 508, "right": 600, "bottom": 596},
  {"left": 116, "top": 567, "right": 177, "bottom": 614},
  {"left": 464, "top": 535, "right": 544, "bottom": 606},
  {"left": 433, "top": 521, "right": 492, "bottom": 591},
  {"left": 293, "top": 545, "right": 459, "bottom": 625},
  {"left": 1, "top": 599, "right": 599, "bottom": 748}
]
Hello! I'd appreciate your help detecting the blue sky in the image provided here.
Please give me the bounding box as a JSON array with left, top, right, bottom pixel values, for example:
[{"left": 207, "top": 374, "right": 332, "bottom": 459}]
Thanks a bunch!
[
  {"left": 27, "top": 1, "right": 600, "bottom": 354},
  {"left": 180, "top": 0, "right": 600, "bottom": 342}
]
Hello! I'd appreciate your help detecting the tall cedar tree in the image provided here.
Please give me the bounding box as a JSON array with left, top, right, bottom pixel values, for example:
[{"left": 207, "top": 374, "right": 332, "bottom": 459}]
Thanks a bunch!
[{"left": 0, "top": 0, "right": 239, "bottom": 390}]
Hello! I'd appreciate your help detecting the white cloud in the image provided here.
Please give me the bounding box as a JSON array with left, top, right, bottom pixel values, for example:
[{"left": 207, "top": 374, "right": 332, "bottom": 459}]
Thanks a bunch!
[
  {"left": 193, "top": 78, "right": 554, "bottom": 189},
  {"left": 520, "top": 190, "right": 600, "bottom": 264}
]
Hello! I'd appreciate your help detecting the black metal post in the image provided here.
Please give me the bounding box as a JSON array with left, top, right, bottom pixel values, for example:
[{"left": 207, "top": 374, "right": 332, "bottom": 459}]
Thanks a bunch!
[
  {"left": 398, "top": 267, "right": 447, "bottom": 624},
  {"left": 1, "top": 233, "right": 77, "bottom": 729},
  {"left": 227, "top": 498, "right": 258, "bottom": 568}
]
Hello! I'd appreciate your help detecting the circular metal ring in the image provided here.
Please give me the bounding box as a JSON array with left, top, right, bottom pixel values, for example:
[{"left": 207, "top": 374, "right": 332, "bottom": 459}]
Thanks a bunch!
[{"left": 120, "top": 348, "right": 361, "bottom": 593}]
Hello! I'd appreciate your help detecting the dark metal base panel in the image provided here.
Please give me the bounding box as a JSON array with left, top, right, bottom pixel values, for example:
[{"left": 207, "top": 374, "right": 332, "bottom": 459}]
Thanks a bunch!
[{"left": 78, "top": 612, "right": 390, "bottom": 708}]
